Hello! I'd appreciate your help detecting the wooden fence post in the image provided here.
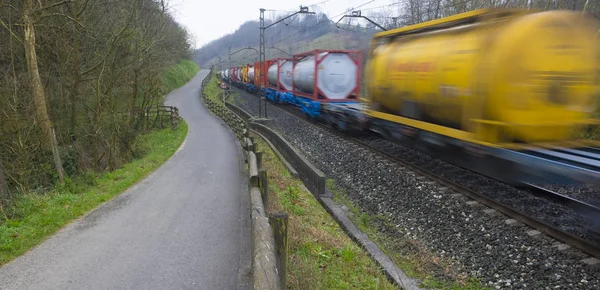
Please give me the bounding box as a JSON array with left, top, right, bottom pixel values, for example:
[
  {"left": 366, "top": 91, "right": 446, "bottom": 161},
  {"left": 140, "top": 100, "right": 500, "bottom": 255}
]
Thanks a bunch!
[
  {"left": 255, "top": 151, "right": 263, "bottom": 170},
  {"left": 249, "top": 137, "right": 255, "bottom": 150},
  {"left": 170, "top": 107, "right": 179, "bottom": 129},
  {"left": 258, "top": 169, "right": 269, "bottom": 209},
  {"left": 249, "top": 152, "right": 259, "bottom": 186},
  {"left": 269, "top": 212, "right": 288, "bottom": 288}
]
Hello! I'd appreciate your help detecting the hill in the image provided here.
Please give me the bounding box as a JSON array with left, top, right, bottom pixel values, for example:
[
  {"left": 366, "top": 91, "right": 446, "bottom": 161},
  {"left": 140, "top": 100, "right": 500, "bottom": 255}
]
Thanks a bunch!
[{"left": 193, "top": 13, "right": 377, "bottom": 70}]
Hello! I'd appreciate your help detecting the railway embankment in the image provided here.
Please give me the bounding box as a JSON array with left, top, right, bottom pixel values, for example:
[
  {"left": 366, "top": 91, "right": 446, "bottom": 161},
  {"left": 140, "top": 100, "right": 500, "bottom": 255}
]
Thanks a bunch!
[
  {"left": 201, "top": 72, "right": 403, "bottom": 289},
  {"left": 230, "top": 85, "right": 600, "bottom": 289}
]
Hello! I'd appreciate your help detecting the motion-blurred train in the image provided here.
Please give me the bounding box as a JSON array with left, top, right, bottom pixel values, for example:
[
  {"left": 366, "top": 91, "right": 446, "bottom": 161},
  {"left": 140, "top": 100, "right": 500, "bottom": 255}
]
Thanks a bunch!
[{"left": 219, "top": 8, "right": 600, "bottom": 186}]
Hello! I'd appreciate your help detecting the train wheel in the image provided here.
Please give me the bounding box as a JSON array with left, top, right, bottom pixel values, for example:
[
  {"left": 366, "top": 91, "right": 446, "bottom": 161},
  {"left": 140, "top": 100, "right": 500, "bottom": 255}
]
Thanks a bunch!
[{"left": 337, "top": 119, "right": 348, "bottom": 132}]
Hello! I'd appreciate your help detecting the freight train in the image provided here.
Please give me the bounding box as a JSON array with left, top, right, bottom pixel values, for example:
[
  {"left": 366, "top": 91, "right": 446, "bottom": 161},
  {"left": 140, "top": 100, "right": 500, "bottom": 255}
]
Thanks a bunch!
[{"left": 219, "top": 8, "right": 600, "bottom": 186}]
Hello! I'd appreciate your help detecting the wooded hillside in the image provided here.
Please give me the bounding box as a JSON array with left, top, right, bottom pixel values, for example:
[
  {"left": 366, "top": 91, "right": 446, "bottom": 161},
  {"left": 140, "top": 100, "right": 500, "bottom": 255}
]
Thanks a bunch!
[
  {"left": 0, "top": 0, "right": 194, "bottom": 209},
  {"left": 195, "top": 0, "right": 600, "bottom": 70}
]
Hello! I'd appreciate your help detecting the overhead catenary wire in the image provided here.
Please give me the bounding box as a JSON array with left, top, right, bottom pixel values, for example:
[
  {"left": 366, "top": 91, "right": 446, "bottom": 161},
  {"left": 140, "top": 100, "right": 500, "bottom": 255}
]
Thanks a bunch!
[
  {"left": 231, "top": 0, "right": 381, "bottom": 59},
  {"left": 308, "top": 0, "right": 332, "bottom": 6},
  {"left": 290, "top": 0, "right": 497, "bottom": 45},
  {"left": 229, "top": 0, "right": 489, "bottom": 64},
  {"left": 275, "top": 0, "right": 471, "bottom": 54},
  {"left": 270, "top": 0, "right": 377, "bottom": 47}
]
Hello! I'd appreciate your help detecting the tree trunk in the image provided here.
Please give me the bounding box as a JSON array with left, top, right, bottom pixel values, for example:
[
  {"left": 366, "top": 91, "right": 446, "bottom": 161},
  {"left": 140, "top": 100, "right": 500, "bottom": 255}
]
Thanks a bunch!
[
  {"left": 70, "top": 0, "right": 81, "bottom": 142},
  {"left": 583, "top": 0, "right": 590, "bottom": 13},
  {"left": 0, "top": 160, "right": 9, "bottom": 199},
  {"left": 23, "top": 0, "right": 65, "bottom": 183}
]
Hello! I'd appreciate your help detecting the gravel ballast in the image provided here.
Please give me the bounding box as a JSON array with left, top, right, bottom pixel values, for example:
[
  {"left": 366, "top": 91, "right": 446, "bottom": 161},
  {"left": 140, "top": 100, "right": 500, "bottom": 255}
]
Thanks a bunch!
[
  {"left": 231, "top": 92, "right": 600, "bottom": 289},
  {"left": 357, "top": 136, "right": 600, "bottom": 245}
]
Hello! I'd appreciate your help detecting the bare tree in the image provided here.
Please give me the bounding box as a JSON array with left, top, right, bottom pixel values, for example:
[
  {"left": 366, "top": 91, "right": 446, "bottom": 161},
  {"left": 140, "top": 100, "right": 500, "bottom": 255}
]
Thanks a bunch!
[
  {"left": 22, "top": 0, "right": 65, "bottom": 182},
  {"left": 0, "top": 0, "right": 193, "bottom": 204}
]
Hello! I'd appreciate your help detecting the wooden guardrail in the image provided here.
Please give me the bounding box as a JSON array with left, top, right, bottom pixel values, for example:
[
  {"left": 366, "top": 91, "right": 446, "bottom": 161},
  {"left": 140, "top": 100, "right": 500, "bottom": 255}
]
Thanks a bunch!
[
  {"left": 144, "top": 105, "right": 180, "bottom": 130},
  {"left": 200, "top": 72, "right": 288, "bottom": 290},
  {"left": 201, "top": 74, "right": 246, "bottom": 142},
  {"left": 250, "top": 122, "right": 328, "bottom": 198}
]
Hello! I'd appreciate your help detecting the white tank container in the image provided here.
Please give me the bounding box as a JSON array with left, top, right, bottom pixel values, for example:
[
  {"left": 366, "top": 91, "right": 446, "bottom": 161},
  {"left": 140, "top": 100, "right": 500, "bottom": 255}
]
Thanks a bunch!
[
  {"left": 267, "top": 63, "right": 277, "bottom": 87},
  {"left": 248, "top": 66, "right": 255, "bottom": 82},
  {"left": 267, "top": 60, "right": 293, "bottom": 90},
  {"left": 292, "top": 52, "right": 358, "bottom": 100}
]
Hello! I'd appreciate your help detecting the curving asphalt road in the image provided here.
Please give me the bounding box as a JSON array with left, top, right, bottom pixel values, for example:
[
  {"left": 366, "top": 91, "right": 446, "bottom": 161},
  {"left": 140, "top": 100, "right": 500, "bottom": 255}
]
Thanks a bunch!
[{"left": 0, "top": 70, "right": 251, "bottom": 290}]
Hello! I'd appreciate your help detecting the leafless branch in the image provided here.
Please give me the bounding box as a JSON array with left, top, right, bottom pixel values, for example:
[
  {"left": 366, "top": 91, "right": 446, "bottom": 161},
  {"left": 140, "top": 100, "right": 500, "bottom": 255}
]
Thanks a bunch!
[{"left": 37, "top": 0, "right": 74, "bottom": 12}]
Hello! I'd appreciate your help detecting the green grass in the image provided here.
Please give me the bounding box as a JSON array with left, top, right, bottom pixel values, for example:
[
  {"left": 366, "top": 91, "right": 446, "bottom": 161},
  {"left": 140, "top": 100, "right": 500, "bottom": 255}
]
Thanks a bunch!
[
  {"left": 204, "top": 72, "right": 222, "bottom": 100},
  {"left": 327, "top": 179, "right": 489, "bottom": 289},
  {"left": 0, "top": 122, "right": 188, "bottom": 266},
  {"left": 161, "top": 59, "right": 200, "bottom": 94},
  {"left": 204, "top": 72, "right": 236, "bottom": 107},
  {"left": 253, "top": 135, "right": 396, "bottom": 290}
]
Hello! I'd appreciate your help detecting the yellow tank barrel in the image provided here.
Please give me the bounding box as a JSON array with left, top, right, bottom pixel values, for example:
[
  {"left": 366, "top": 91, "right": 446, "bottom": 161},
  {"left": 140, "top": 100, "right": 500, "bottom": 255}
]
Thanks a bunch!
[{"left": 367, "top": 9, "right": 599, "bottom": 143}]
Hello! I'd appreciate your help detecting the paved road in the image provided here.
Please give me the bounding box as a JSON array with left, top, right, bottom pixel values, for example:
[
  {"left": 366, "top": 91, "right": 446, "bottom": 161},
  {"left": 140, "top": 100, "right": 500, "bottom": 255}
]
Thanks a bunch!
[{"left": 0, "top": 70, "right": 251, "bottom": 290}]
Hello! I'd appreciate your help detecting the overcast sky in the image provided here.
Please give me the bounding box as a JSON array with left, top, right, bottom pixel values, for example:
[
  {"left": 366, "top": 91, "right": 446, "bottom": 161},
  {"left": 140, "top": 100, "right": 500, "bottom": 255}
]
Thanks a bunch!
[{"left": 167, "top": 0, "right": 396, "bottom": 48}]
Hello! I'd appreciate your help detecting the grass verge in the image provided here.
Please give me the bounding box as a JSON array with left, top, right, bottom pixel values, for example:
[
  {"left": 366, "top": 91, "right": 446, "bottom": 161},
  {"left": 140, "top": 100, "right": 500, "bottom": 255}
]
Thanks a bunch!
[
  {"left": 204, "top": 72, "right": 221, "bottom": 99},
  {"left": 161, "top": 59, "right": 200, "bottom": 94},
  {"left": 327, "top": 180, "right": 488, "bottom": 289},
  {"left": 253, "top": 135, "right": 396, "bottom": 290},
  {"left": 203, "top": 71, "right": 234, "bottom": 104},
  {"left": 0, "top": 122, "right": 188, "bottom": 266}
]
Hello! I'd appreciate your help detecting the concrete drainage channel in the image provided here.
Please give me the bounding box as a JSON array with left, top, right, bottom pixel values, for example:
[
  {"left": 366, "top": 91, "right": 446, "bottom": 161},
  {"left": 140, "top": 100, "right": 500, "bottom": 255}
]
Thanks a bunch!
[{"left": 202, "top": 73, "right": 420, "bottom": 289}]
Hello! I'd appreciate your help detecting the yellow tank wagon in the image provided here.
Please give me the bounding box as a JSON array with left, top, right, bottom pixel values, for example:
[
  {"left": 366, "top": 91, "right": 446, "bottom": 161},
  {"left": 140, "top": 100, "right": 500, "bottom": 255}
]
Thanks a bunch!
[
  {"left": 367, "top": 9, "right": 599, "bottom": 147},
  {"left": 241, "top": 65, "right": 250, "bottom": 83}
]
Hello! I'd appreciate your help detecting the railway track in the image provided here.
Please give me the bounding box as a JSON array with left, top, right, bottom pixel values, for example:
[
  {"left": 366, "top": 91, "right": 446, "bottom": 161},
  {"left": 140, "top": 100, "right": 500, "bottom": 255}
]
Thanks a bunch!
[
  {"left": 233, "top": 89, "right": 600, "bottom": 260},
  {"left": 325, "top": 117, "right": 600, "bottom": 260},
  {"left": 525, "top": 183, "right": 600, "bottom": 220}
]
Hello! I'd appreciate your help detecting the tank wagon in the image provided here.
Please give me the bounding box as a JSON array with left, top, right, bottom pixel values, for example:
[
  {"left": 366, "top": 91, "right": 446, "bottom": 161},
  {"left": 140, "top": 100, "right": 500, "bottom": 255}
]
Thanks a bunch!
[
  {"left": 217, "top": 8, "right": 600, "bottom": 186},
  {"left": 364, "top": 8, "right": 600, "bottom": 184},
  {"left": 291, "top": 50, "right": 362, "bottom": 117},
  {"left": 248, "top": 66, "right": 255, "bottom": 84},
  {"left": 265, "top": 58, "right": 293, "bottom": 103},
  {"left": 253, "top": 60, "right": 273, "bottom": 93},
  {"left": 223, "top": 50, "right": 362, "bottom": 117},
  {"left": 224, "top": 62, "right": 271, "bottom": 94}
]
